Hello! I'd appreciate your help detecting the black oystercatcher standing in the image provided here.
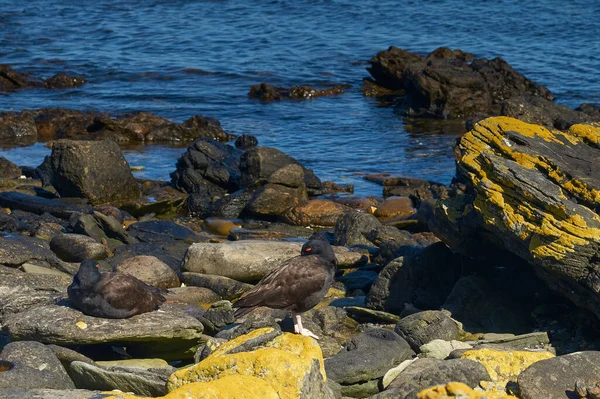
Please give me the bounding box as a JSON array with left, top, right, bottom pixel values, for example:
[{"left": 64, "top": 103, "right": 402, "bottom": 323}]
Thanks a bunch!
[
  {"left": 68, "top": 259, "right": 166, "bottom": 319},
  {"left": 233, "top": 237, "right": 337, "bottom": 339}
]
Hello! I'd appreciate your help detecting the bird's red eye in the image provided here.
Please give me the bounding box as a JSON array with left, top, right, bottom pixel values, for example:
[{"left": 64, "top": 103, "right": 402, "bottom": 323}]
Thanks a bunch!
[{"left": 305, "top": 247, "right": 312, "bottom": 252}]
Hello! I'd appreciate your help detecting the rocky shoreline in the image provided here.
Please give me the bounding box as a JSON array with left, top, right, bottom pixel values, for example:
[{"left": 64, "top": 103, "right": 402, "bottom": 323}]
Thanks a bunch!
[{"left": 0, "top": 47, "right": 599, "bottom": 399}]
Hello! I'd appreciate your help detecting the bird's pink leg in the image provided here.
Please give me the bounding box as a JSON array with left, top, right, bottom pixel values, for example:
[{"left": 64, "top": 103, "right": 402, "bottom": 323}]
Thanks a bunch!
[{"left": 293, "top": 312, "right": 319, "bottom": 339}]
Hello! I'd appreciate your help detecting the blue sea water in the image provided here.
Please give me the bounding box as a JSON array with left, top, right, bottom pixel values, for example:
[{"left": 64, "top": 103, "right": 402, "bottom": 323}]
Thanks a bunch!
[{"left": 1, "top": 0, "right": 599, "bottom": 196}]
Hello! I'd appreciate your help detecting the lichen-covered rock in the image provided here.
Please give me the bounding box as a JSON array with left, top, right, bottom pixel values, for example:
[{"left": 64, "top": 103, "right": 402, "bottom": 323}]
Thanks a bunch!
[
  {"left": 49, "top": 139, "right": 140, "bottom": 206},
  {"left": 167, "top": 328, "right": 334, "bottom": 399},
  {"left": 429, "top": 117, "right": 600, "bottom": 319},
  {"left": 460, "top": 348, "right": 554, "bottom": 388}
]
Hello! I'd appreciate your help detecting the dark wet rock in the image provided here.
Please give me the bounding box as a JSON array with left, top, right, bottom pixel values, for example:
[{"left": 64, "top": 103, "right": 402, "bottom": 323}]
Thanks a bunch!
[
  {"left": 32, "top": 108, "right": 101, "bottom": 140},
  {"left": 443, "top": 275, "right": 533, "bottom": 334},
  {"left": 577, "top": 103, "right": 600, "bottom": 120},
  {"left": 0, "top": 213, "right": 19, "bottom": 232},
  {"left": 375, "top": 358, "right": 490, "bottom": 398},
  {"left": 71, "top": 211, "right": 133, "bottom": 247},
  {"left": 181, "top": 272, "right": 251, "bottom": 300},
  {"left": 366, "top": 242, "right": 463, "bottom": 314},
  {"left": 0, "top": 341, "right": 75, "bottom": 389},
  {"left": 0, "top": 65, "right": 37, "bottom": 91},
  {"left": 0, "top": 157, "right": 22, "bottom": 179},
  {"left": 198, "top": 300, "right": 235, "bottom": 335},
  {"left": 0, "top": 111, "right": 38, "bottom": 146},
  {"left": 69, "top": 360, "right": 168, "bottom": 396},
  {"left": 234, "top": 134, "right": 258, "bottom": 149},
  {"left": 297, "top": 306, "right": 361, "bottom": 358},
  {"left": 171, "top": 138, "right": 242, "bottom": 196},
  {"left": 205, "top": 189, "right": 253, "bottom": 218},
  {"left": 282, "top": 199, "right": 351, "bottom": 227},
  {"left": 518, "top": 351, "right": 600, "bottom": 399},
  {"left": 395, "top": 310, "right": 461, "bottom": 352},
  {"left": 338, "top": 269, "right": 378, "bottom": 292},
  {"left": 249, "top": 82, "right": 350, "bottom": 101},
  {"left": 49, "top": 233, "right": 107, "bottom": 263},
  {"left": 325, "top": 328, "right": 414, "bottom": 397},
  {"left": 3, "top": 304, "right": 204, "bottom": 361},
  {"left": 44, "top": 73, "right": 86, "bottom": 89},
  {"left": 127, "top": 219, "right": 208, "bottom": 244},
  {"left": 183, "top": 240, "right": 303, "bottom": 282},
  {"left": 49, "top": 139, "right": 140, "bottom": 206},
  {"left": 240, "top": 146, "right": 321, "bottom": 190},
  {"left": 501, "top": 95, "right": 592, "bottom": 130},
  {"left": 366, "top": 46, "right": 425, "bottom": 91},
  {"left": 181, "top": 114, "right": 236, "bottom": 142},
  {"left": 115, "top": 255, "right": 180, "bottom": 289},
  {"left": 0, "top": 192, "right": 89, "bottom": 219},
  {"left": 333, "top": 211, "right": 382, "bottom": 247}
]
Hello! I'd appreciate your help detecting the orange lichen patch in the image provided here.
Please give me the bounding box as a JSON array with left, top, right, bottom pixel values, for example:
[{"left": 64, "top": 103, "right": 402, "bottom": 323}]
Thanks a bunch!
[
  {"left": 568, "top": 122, "right": 600, "bottom": 145},
  {"left": 416, "top": 381, "right": 517, "bottom": 399},
  {"left": 167, "top": 328, "right": 325, "bottom": 399}
]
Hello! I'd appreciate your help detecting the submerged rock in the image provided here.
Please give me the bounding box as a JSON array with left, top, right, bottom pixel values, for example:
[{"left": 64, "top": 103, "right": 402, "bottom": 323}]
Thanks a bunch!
[{"left": 249, "top": 82, "right": 350, "bottom": 101}]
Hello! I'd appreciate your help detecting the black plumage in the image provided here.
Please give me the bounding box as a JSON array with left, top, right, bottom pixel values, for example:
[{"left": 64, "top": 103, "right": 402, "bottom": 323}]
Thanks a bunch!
[
  {"left": 67, "top": 259, "right": 166, "bottom": 319},
  {"left": 233, "top": 237, "right": 337, "bottom": 338}
]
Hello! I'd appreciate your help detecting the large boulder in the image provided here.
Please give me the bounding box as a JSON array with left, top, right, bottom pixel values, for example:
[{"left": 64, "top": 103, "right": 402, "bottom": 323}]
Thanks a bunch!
[
  {"left": 429, "top": 117, "right": 600, "bottom": 319},
  {"left": 49, "top": 139, "right": 140, "bottom": 206}
]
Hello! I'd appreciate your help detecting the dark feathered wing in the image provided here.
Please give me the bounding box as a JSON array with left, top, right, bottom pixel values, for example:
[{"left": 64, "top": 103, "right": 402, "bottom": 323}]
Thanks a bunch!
[
  {"left": 234, "top": 255, "right": 330, "bottom": 317},
  {"left": 95, "top": 273, "right": 166, "bottom": 314}
]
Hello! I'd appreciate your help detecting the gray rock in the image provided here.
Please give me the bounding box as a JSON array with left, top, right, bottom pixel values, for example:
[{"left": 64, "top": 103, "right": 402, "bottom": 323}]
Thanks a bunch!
[
  {"left": 377, "top": 358, "right": 490, "bottom": 398},
  {"left": 0, "top": 341, "right": 75, "bottom": 389},
  {"left": 245, "top": 183, "right": 307, "bottom": 218},
  {"left": 181, "top": 272, "right": 251, "bottom": 299},
  {"left": 198, "top": 300, "right": 235, "bottom": 335},
  {"left": 72, "top": 212, "right": 133, "bottom": 246},
  {"left": 116, "top": 255, "right": 180, "bottom": 289},
  {"left": 443, "top": 275, "right": 533, "bottom": 334},
  {"left": 0, "top": 235, "right": 72, "bottom": 273},
  {"left": 419, "top": 340, "right": 473, "bottom": 360},
  {"left": 325, "top": 328, "right": 414, "bottom": 396},
  {"left": 518, "top": 351, "right": 600, "bottom": 399},
  {"left": 298, "top": 306, "right": 361, "bottom": 358},
  {"left": 49, "top": 233, "right": 107, "bottom": 263},
  {"left": 106, "top": 241, "right": 184, "bottom": 275},
  {"left": 3, "top": 304, "right": 204, "bottom": 361},
  {"left": 394, "top": 310, "right": 461, "bottom": 351},
  {"left": 47, "top": 344, "right": 96, "bottom": 375},
  {"left": 49, "top": 139, "right": 140, "bottom": 206},
  {"left": 166, "top": 286, "right": 221, "bottom": 305},
  {"left": 0, "top": 388, "right": 100, "bottom": 399},
  {"left": 268, "top": 164, "right": 305, "bottom": 187},
  {"left": 182, "top": 240, "right": 303, "bottom": 282},
  {"left": 333, "top": 212, "right": 382, "bottom": 247},
  {"left": 462, "top": 332, "right": 551, "bottom": 353},
  {"left": 69, "top": 360, "right": 168, "bottom": 396},
  {"left": 127, "top": 220, "right": 208, "bottom": 244}
]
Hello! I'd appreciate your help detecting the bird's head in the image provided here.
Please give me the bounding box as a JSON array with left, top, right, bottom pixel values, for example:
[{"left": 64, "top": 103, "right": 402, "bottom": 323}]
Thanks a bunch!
[
  {"left": 75, "top": 259, "right": 102, "bottom": 287},
  {"left": 301, "top": 237, "right": 337, "bottom": 265}
]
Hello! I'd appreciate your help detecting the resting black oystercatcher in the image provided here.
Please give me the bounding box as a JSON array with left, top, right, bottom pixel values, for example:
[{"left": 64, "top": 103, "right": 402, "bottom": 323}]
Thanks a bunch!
[
  {"left": 233, "top": 237, "right": 337, "bottom": 339},
  {"left": 68, "top": 259, "right": 166, "bottom": 319}
]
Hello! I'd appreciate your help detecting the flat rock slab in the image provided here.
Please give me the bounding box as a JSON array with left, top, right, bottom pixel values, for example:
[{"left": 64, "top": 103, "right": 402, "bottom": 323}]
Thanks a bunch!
[
  {"left": 0, "top": 388, "right": 104, "bottom": 399},
  {"left": 0, "top": 191, "right": 89, "bottom": 219},
  {"left": 3, "top": 305, "right": 204, "bottom": 360}
]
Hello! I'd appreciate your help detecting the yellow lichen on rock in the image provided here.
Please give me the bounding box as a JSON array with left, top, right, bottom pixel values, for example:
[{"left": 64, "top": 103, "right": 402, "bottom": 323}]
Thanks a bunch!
[
  {"left": 104, "top": 375, "right": 279, "bottom": 399},
  {"left": 416, "top": 382, "right": 517, "bottom": 399},
  {"left": 167, "top": 328, "right": 326, "bottom": 399},
  {"left": 568, "top": 122, "right": 600, "bottom": 145},
  {"left": 460, "top": 348, "right": 554, "bottom": 387}
]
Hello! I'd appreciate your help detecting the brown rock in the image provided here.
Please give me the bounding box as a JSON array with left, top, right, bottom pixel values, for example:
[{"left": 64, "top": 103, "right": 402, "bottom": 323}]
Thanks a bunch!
[
  {"left": 282, "top": 199, "right": 351, "bottom": 227},
  {"left": 374, "top": 196, "right": 415, "bottom": 221},
  {"left": 116, "top": 255, "right": 180, "bottom": 289}
]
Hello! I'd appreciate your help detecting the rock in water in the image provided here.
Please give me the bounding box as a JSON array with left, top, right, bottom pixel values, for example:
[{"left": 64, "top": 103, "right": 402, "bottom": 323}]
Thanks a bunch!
[
  {"left": 68, "top": 259, "right": 165, "bottom": 318},
  {"left": 49, "top": 139, "right": 140, "bottom": 206},
  {"left": 233, "top": 237, "right": 337, "bottom": 339}
]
